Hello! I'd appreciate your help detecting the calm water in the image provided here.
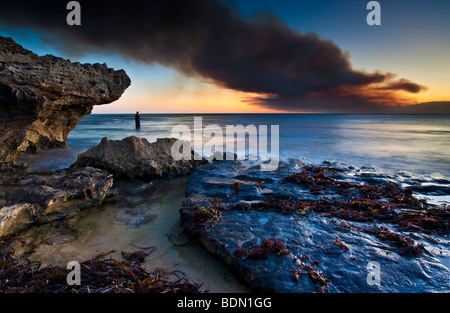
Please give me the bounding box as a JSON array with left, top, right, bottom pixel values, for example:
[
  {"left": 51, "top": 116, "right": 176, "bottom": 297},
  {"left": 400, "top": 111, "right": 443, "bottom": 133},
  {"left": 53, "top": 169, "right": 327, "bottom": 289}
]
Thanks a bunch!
[{"left": 19, "top": 113, "right": 450, "bottom": 178}]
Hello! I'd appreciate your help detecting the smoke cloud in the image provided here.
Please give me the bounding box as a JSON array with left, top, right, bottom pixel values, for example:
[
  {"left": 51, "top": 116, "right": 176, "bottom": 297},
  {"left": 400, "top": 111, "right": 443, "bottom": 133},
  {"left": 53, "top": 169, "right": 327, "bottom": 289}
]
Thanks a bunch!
[{"left": 0, "top": 0, "right": 427, "bottom": 112}]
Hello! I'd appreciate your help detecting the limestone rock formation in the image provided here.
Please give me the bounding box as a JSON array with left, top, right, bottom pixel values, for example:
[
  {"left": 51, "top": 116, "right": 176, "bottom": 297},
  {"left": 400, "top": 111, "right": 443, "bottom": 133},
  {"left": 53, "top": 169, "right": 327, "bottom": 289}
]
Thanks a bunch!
[
  {"left": 0, "top": 166, "right": 114, "bottom": 239},
  {"left": 0, "top": 36, "right": 131, "bottom": 163},
  {"left": 71, "top": 136, "right": 206, "bottom": 180}
]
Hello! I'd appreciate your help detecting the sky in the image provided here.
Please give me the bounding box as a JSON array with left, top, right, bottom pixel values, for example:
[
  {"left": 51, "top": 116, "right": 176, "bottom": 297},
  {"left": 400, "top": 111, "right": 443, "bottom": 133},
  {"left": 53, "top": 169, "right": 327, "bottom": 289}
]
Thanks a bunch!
[{"left": 0, "top": 0, "right": 449, "bottom": 113}]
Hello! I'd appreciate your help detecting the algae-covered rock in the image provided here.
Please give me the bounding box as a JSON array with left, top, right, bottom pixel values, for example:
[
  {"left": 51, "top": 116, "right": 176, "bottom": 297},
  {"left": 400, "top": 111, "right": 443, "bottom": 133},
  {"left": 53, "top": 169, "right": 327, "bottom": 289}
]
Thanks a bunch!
[{"left": 179, "top": 160, "right": 450, "bottom": 292}]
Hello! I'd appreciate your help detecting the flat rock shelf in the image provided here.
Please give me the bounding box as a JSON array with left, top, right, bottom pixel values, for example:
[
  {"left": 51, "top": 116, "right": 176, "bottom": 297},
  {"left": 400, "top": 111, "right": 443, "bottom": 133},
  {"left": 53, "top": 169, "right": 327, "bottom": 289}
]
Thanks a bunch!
[{"left": 179, "top": 160, "right": 450, "bottom": 293}]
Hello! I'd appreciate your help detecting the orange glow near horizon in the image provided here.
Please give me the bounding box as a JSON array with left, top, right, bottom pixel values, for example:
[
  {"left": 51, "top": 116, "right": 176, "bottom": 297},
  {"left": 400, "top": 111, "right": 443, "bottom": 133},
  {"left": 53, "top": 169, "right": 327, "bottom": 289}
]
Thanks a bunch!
[
  {"left": 93, "top": 83, "right": 290, "bottom": 114},
  {"left": 87, "top": 46, "right": 450, "bottom": 114},
  {"left": 92, "top": 86, "right": 448, "bottom": 114},
  {"left": 91, "top": 67, "right": 449, "bottom": 114},
  {"left": 384, "top": 78, "right": 450, "bottom": 106},
  {"left": 413, "top": 88, "right": 450, "bottom": 104}
]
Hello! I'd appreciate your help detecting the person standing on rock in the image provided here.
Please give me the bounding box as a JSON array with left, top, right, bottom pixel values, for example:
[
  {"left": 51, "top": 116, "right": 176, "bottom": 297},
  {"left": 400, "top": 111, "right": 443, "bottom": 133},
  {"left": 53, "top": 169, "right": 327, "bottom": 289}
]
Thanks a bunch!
[{"left": 135, "top": 111, "right": 141, "bottom": 129}]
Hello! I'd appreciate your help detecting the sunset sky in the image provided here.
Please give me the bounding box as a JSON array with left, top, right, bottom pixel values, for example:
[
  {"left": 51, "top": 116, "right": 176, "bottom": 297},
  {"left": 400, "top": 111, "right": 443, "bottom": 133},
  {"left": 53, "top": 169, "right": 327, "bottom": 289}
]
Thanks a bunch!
[{"left": 0, "top": 0, "right": 449, "bottom": 113}]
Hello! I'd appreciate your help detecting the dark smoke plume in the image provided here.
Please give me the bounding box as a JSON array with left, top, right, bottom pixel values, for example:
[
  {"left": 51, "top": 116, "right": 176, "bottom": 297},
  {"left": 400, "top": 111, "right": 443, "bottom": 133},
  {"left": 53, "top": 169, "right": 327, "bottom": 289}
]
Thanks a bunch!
[{"left": 0, "top": 0, "right": 427, "bottom": 112}]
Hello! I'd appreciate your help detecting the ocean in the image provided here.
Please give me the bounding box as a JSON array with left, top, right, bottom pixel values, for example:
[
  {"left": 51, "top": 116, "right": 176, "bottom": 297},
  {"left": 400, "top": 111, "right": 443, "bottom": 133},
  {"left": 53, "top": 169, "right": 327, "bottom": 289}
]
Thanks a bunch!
[{"left": 18, "top": 113, "right": 450, "bottom": 178}]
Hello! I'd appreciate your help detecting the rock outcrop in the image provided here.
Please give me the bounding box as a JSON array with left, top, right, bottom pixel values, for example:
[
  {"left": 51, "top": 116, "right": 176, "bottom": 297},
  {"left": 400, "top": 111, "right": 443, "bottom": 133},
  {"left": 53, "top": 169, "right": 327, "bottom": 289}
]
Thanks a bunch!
[
  {"left": 0, "top": 165, "right": 114, "bottom": 239},
  {"left": 179, "top": 160, "right": 450, "bottom": 292},
  {"left": 71, "top": 136, "right": 206, "bottom": 180},
  {"left": 0, "top": 36, "right": 131, "bottom": 163}
]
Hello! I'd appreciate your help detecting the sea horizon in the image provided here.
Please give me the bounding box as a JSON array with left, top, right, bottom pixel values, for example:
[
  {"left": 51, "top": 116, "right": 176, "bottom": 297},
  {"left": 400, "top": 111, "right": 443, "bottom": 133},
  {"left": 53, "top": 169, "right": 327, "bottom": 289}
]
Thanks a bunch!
[
  {"left": 19, "top": 113, "right": 450, "bottom": 173},
  {"left": 90, "top": 112, "right": 450, "bottom": 115}
]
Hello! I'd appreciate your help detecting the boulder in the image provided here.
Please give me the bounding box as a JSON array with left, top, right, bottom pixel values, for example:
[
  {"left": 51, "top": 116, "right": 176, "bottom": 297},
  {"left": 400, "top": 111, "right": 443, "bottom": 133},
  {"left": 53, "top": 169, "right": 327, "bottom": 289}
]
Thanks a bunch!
[
  {"left": 71, "top": 136, "right": 206, "bottom": 180},
  {"left": 0, "top": 166, "right": 114, "bottom": 239},
  {"left": 0, "top": 36, "right": 131, "bottom": 163}
]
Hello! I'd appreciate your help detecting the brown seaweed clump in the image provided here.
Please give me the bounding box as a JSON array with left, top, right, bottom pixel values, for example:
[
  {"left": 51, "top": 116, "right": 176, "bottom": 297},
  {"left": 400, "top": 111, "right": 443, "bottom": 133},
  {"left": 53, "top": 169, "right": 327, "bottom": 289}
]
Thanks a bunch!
[
  {"left": 233, "top": 238, "right": 290, "bottom": 260},
  {"left": 291, "top": 262, "right": 329, "bottom": 293},
  {"left": 280, "top": 167, "right": 353, "bottom": 195},
  {"left": 309, "top": 199, "right": 449, "bottom": 235},
  {"left": 277, "top": 167, "right": 450, "bottom": 235},
  {"left": 0, "top": 241, "right": 203, "bottom": 293},
  {"left": 363, "top": 227, "right": 430, "bottom": 256},
  {"left": 181, "top": 204, "right": 225, "bottom": 235}
]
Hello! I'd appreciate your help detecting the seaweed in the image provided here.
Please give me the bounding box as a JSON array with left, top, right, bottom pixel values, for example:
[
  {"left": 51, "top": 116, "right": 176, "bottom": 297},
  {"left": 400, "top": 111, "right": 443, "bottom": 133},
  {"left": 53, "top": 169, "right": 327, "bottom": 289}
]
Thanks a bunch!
[
  {"left": 310, "top": 198, "right": 398, "bottom": 222},
  {"left": 279, "top": 167, "right": 450, "bottom": 235},
  {"left": 280, "top": 167, "right": 338, "bottom": 193},
  {"left": 227, "top": 191, "right": 448, "bottom": 235},
  {"left": 363, "top": 227, "right": 430, "bottom": 256},
  {"left": 233, "top": 238, "right": 290, "bottom": 260},
  {"left": 228, "top": 193, "right": 448, "bottom": 236},
  {"left": 282, "top": 166, "right": 427, "bottom": 205},
  {"left": 280, "top": 167, "right": 356, "bottom": 196},
  {"left": 121, "top": 249, "right": 154, "bottom": 263},
  {"left": 181, "top": 204, "right": 225, "bottom": 235},
  {"left": 227, "top": 181, "right": 242, "bottom": 198},
  {"left": 397, "top": 212, "right": 449, "bottom": 234},
  {"left": 333, "top": 235, "right": 350, "bottom": 251},
  {"left": 229, "top": 199, "right": 309, "bottom": 215},
  {"left": 291, "top": 262, "right": 329, "bottom": 293},
  {"left": 0, "top": 241, "right": 204, "bottom": 293}
]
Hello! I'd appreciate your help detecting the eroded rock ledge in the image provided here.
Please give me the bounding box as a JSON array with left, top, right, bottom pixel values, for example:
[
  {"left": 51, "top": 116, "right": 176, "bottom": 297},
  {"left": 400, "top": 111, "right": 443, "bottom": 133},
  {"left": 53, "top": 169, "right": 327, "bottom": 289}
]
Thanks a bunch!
[
  {"left": 0, "top": 36, "right": 131, "bottom": 163},
  {"left": 0, "top": 165, "right": 114, "bottom": 239}
]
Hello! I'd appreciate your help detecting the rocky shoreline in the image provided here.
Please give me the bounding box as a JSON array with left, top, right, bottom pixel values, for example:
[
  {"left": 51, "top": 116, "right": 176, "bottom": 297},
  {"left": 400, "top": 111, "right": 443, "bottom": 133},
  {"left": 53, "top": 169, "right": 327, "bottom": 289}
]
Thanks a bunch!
[
  {"left": 179, "top": 160, "right": 449, "bottom": 292},
  {"left": 1, "top": 36, "right": 448, "bottom": 293},
  {"left": 0, "top": 36, "right": 130, "bottom": 241},
  {"left": 1, "top": 137, "right": 449, "bottom": 292},
  {"left": 0, "top": 36, "right": 208, "bottom": 293}
]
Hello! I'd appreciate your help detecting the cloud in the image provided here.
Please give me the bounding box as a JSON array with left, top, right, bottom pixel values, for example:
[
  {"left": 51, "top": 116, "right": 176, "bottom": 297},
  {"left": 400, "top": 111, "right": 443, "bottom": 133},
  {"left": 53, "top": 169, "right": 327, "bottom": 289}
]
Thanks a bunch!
[
  {"left": 0, "top": 0, "right": 428, "bottom": 112},
  {"left": 379, "top": 78, "right": 428, "bottom": 93}
]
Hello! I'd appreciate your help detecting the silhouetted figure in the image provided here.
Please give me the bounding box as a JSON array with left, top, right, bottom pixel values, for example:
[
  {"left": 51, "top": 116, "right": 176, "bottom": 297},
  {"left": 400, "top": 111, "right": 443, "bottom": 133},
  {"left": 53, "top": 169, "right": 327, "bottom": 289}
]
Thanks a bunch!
[{"left": 135, "top": 111, "right": 141, "bottom": 129}]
